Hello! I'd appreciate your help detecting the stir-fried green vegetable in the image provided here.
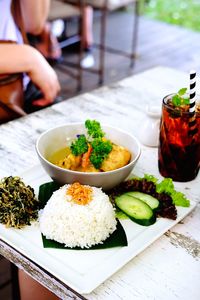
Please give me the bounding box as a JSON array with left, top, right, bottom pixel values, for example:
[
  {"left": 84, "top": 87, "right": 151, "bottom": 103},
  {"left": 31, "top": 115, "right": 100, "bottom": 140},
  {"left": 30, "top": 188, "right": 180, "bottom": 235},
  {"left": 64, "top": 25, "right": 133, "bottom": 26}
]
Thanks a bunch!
[{"left": 0, "top": 176, "right": 39, "bottom": 228}]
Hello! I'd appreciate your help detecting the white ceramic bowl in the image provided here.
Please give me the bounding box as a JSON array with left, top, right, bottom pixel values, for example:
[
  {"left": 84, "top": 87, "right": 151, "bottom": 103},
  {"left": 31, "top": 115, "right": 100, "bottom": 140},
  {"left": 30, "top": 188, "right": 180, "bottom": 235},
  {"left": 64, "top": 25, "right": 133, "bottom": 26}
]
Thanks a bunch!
[{"left": 36, "top": 123, "right": 141, "bottom": 190}]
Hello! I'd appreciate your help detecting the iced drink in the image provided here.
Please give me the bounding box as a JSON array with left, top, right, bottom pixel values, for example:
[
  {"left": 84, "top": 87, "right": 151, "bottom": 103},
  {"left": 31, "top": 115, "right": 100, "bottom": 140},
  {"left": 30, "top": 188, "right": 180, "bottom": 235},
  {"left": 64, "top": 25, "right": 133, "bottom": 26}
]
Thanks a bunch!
[{"left": 158, "top": 94, "right": 200, "bottom": 182}]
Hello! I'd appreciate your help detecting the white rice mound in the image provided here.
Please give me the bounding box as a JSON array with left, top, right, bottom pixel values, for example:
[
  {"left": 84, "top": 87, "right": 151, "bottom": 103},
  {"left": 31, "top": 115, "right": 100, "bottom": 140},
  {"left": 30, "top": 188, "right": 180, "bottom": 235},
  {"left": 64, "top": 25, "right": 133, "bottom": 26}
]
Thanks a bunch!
[{"left": 39, "top": 184, "right": 117, "bottom": 248}]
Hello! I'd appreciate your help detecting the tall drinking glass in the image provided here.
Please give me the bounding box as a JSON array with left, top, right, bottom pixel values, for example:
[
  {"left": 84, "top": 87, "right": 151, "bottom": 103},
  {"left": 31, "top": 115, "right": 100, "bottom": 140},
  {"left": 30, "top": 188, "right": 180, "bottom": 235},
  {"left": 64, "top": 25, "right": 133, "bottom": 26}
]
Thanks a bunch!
[{"left": 158, "top": 94, "right": 200, "bottom": 182}]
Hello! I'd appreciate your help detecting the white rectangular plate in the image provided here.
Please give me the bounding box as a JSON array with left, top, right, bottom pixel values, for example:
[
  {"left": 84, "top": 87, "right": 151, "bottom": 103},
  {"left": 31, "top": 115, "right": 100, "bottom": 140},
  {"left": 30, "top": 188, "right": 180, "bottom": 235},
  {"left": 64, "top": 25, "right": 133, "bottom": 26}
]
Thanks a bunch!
[{"left": 0, "top": 165, "right": 196, "bottom": 294}]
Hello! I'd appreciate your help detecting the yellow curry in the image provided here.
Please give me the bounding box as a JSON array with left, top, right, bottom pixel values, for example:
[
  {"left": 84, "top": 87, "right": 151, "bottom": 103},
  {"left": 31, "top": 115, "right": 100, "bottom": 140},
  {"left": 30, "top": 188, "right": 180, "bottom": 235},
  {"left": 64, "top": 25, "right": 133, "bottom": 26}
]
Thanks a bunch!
[
  {"left": 49, "top": 119, "right": 131, "bottom": 173},
  {"left": 49, "top": 144, "right": 131, "bottom": 173}
]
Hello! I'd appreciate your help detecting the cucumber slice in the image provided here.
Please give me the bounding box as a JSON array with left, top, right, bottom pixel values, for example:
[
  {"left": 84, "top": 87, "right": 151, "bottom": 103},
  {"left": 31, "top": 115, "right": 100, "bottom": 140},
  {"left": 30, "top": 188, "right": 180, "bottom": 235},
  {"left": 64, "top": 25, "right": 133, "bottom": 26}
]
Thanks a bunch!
[
  {"left": 126, "top": 192, "right": 159, "bottom": 211},
  {"left": 115, "top": 194, "right": 156, "bottom": 226}
]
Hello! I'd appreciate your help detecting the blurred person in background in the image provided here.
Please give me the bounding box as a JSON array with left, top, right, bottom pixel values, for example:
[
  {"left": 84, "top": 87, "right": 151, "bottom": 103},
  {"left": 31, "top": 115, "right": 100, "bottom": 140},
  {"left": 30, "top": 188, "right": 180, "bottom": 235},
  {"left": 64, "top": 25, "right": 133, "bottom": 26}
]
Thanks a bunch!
[
  {"left": 36, "top": 3, "right": 95, "bottom": 68},
  {"left": 0, "top": 0, "right": 60, "bottom": 114}
]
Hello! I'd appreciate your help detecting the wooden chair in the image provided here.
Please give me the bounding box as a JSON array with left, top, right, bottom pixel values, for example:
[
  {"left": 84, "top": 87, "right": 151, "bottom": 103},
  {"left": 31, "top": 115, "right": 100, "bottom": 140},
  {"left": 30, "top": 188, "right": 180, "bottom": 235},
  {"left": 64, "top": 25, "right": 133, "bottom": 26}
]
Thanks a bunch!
[{"left": 65, "top": 0, "right": 139, "bottom": 84}]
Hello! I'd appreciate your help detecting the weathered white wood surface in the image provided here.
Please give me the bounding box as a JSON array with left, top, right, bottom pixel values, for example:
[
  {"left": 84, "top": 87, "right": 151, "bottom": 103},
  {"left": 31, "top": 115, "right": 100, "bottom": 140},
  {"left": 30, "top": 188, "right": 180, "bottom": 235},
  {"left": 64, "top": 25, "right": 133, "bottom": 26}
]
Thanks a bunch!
[{"left": 0, "top": 66, "right": 199, "bottom": 300}]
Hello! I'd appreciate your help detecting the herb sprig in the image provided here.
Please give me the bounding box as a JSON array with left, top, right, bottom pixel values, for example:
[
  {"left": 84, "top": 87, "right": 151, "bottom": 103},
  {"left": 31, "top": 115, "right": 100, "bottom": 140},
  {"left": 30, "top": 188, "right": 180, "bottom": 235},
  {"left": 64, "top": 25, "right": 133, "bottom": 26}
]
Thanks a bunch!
[
  {"left": 90, "top": 139, "right": 113, "bottom": 169},
  {"left": 85, "top": 119, "right": 105, "bottom": 139},
  {"left": 70, "top": 135, "right": 88, "bottom": 156},
  {"left": 172, "top": 88, "right": 190, "bottom": 106},
  {"left": 70, "top": 120, "right": 113, "bottom": 169}
]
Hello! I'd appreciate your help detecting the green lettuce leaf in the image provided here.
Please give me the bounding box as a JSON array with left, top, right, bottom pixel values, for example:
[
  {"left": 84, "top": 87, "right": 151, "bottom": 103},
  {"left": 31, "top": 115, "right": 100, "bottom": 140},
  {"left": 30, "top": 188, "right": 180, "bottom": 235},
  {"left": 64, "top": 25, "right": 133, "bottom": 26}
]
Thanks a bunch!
[
  {"left": 156, "top": 178, "right": 190, "bottom": 207},
  {"left": 156, "top": 178, "right": 174, "bottom": 194},
  {"left": 144, "top": 174, "right": 158, "bottom": 184},
  {"left": 169, "top": 191, "right": 190, "bottom": 207}
]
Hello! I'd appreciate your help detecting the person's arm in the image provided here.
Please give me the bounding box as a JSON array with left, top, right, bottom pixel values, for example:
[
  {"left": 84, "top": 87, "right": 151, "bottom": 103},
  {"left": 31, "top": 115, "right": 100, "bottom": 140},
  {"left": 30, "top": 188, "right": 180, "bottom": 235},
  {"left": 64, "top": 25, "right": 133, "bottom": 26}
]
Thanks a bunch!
[
  {"left": 0, "top": 44, "right": 60, "bottom": 104},
  {"left": 20, "top": 0, "right": 50, "bottom": 35}
]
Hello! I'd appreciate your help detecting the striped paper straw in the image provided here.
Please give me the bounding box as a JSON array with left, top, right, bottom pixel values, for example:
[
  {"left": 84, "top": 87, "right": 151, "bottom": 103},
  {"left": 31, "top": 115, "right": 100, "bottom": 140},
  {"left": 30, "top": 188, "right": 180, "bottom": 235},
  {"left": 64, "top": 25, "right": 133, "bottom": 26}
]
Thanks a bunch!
[
  {"left": 189, "top": 70, "right": 197, "bottom": 135},
  {"left": 189, "top": 70, "right": 196, "bottom": 112}
]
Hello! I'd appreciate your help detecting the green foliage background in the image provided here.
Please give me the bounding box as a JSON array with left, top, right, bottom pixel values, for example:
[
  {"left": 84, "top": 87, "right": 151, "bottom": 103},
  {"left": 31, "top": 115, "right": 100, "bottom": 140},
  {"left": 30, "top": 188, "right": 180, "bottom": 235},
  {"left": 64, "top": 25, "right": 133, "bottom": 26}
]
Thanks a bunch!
[{"left": 141, "top": 0, "right": 200, "bottom": 32}]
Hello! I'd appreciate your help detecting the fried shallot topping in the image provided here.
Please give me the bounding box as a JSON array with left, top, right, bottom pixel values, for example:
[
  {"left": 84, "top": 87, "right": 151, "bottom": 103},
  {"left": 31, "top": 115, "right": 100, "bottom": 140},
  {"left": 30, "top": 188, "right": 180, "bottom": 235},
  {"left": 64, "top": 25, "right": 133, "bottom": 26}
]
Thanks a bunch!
[{"left": 66, "top": 182, "right": 93, "bottom": 205}]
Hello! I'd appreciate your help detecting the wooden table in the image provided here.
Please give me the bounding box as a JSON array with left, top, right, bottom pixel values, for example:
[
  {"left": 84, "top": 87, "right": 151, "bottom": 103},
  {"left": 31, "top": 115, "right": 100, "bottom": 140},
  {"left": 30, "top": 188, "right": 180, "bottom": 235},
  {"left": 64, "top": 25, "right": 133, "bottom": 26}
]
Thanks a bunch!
[{"left": 0, "top": 67, "right": 200, "bottom": 300}]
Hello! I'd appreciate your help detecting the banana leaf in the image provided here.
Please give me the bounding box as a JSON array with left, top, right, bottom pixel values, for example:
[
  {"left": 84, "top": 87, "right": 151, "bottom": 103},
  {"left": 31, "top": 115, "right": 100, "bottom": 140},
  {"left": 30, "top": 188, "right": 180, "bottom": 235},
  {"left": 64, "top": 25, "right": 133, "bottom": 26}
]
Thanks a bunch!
[{"left": 38, "top": 181, "right": 61, "bottom": 209}]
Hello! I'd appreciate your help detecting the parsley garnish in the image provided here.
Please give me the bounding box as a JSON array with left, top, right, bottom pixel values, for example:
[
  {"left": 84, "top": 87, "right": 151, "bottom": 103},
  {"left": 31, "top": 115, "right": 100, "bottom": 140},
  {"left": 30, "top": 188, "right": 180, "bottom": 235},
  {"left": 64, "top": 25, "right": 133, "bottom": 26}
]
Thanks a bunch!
[
  {"left": 85, "top": 119, "right": 105, "bottom": 139},
  {"left": 90, "top": 139, "right": 113, "bottom": 169},
  {"left": 70, "top": 120, "right": 113, "bottom": 169},
  {"left": 70, "top": 135, "right": 88, "bottom": 156},
  {"left": 172, "top": 88, "right": 190, "bottom": 106}
]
